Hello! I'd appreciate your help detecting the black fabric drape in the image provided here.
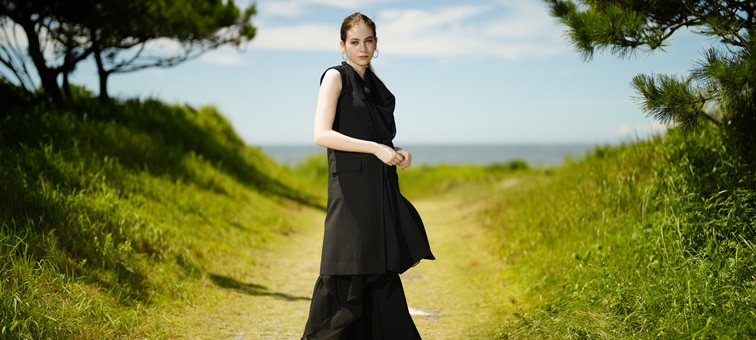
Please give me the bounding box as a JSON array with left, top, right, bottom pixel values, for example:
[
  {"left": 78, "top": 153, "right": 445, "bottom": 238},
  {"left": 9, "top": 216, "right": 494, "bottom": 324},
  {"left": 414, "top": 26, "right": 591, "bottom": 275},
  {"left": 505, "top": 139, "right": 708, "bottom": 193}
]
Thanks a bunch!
[{"left": 303, "top": 62, "right": 434, "bottom": 339}]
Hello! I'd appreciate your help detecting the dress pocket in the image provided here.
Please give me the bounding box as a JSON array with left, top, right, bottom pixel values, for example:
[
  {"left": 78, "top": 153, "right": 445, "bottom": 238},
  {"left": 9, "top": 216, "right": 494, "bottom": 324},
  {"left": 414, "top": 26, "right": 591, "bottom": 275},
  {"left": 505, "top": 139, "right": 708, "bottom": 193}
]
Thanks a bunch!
[{"left": 330, "top": 158, "right": 362, "bottom": 174}]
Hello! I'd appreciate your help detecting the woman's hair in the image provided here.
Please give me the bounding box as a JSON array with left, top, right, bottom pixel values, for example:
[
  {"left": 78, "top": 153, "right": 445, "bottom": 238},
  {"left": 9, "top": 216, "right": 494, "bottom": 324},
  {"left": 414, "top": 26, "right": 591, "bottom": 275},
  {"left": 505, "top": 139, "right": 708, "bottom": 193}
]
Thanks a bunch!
[{"left": 340, "top": 12, "right": 376, "bottom": 42}]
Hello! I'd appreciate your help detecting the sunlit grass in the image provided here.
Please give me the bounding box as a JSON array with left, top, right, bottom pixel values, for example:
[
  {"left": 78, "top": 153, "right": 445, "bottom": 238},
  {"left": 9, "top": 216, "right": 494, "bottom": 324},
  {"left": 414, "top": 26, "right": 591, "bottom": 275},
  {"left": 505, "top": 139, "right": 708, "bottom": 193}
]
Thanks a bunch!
[
  {"left": 291, "top": 152, "right": 529, "bottom": 200},
  {"left": 2, "top": 84, "right": 754, "bottom": 338},
  {"left": 485, "top": 129, "right": 756, "bottom": 338},
  {"left": 0, "top": 89, "right": 322, "bottom": 338}
]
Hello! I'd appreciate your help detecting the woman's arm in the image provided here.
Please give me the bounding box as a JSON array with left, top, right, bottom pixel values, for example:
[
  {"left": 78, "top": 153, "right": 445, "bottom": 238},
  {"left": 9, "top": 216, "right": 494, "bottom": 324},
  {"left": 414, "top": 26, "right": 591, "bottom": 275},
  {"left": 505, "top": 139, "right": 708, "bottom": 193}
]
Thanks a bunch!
[{"left": 313, "top": 69, "right": 405, "bottom": 166}]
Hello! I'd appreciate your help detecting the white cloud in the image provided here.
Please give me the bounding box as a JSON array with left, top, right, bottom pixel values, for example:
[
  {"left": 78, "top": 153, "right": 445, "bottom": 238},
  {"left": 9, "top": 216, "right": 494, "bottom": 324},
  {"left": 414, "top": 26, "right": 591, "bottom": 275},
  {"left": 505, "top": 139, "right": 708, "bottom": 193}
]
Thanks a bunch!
[
  {"left": 142, "top": 38, "right": 249, "bottom": 66},
  {"left": 0, "top": 22, "right": 29, "bottom": 47},
  {"left": 249, "top": 23, "right": 337, "bottom": 51},
  {"left": 2, "top": 22, "right": 247, "bottom": 62},
  {"left": 144, "top": 38, "right": 183, "bottom": 53},
  {"left": 249, "top": 1, "right": 570, "bottom": 60},
  {"left": 5, "top": 1, "right": 569, "bottom": 61},
  {"left": 200, "top": 49, "right": 246, "bottom": 66},
  {"left": 257, "top": 0, "right": 391, "bottom": 17},
  {"left": 378, "top": 2, "right": 568, "bottom": 59},
  {"left": 612, "top": 121, "right": 668, "bottom": 139}
]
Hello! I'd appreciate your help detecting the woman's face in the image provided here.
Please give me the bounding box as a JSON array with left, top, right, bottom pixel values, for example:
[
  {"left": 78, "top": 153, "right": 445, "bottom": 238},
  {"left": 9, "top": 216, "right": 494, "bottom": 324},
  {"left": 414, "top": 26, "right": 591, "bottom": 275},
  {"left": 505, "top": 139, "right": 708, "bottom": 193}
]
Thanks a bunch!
[{"left": 341, "top": 23, "right": 377, "bottom": 69}]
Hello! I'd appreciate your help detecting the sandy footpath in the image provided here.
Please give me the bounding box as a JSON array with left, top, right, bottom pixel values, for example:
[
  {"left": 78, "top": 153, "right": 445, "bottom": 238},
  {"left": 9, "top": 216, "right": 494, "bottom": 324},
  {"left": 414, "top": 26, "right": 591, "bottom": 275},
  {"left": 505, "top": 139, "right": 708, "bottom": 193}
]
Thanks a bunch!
[{"left": 174, "top": 186, "right": 517, "bottom": 339}]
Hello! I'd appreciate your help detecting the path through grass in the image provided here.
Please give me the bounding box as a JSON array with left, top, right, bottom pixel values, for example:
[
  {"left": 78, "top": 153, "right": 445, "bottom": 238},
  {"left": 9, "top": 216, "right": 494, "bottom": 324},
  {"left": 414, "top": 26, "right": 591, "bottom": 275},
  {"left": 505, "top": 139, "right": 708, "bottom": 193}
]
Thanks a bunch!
[
  {"left": 404, "top": 185, "right": 518, "bottom": 339},
  {"left": 169, "top": 182, "right": 518, "bottom": 339}
]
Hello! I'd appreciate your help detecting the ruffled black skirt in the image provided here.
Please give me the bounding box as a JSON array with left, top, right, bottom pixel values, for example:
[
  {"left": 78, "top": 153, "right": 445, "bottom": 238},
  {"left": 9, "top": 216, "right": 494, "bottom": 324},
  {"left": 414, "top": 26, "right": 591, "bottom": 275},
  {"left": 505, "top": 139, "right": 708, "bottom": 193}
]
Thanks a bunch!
[{"left": 301, "top": 273, "right": 420, "bottom": 340}]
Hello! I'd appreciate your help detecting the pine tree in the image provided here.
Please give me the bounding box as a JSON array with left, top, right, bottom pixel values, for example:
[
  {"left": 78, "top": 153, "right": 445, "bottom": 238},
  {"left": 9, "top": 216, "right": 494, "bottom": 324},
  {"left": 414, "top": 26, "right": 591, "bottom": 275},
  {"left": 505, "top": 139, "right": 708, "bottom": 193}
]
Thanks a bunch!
[
  {"left": 0, "top": 0, "right": 256, "bottom": 107},
  {"left": 545, "top": 0, "right": 756, "bottom": 159}
]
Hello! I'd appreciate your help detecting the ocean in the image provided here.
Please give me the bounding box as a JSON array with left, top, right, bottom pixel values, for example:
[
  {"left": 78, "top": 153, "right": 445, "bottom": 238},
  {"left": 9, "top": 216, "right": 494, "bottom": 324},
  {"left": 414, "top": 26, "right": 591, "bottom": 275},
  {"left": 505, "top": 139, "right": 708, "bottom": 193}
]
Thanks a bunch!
[{"left": 259, "top": 143, "right": 600, "bottom": 167}]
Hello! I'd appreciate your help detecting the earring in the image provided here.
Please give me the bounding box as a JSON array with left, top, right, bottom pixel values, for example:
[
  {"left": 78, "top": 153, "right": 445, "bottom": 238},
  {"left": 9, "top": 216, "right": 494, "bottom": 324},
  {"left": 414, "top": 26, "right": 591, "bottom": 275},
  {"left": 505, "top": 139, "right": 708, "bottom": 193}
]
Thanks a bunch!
[
  {"left": 341, "top": 51, "right": 346, "bottom": 61},
  {"left": 373, "top": 49, "right": 379, "bottom": 59}
]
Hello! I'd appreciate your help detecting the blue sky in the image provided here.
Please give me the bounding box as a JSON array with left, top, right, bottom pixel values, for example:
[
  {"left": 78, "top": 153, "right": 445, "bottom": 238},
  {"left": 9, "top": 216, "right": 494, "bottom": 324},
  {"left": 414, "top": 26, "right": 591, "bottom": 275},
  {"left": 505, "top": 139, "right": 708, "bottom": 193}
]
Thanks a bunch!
[{"left": 70, "top": 0, "right": 710, "bottom": 146}]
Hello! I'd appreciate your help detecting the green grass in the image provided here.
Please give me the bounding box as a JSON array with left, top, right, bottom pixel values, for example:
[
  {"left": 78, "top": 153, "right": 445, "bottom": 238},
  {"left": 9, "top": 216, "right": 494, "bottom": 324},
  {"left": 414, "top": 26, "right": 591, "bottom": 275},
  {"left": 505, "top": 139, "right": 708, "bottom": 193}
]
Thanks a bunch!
[
  {"left": 483, "top": 127, "right": 756, "bottom": 339},
  {"left": 0, "top": 89, "right": 323, "bottom": 338},
  {"left": 292, "top": 152, "right": 529, "bottom": 199},
  {"left": 3, "top": 83, "right": 755, "bottom": 338}
]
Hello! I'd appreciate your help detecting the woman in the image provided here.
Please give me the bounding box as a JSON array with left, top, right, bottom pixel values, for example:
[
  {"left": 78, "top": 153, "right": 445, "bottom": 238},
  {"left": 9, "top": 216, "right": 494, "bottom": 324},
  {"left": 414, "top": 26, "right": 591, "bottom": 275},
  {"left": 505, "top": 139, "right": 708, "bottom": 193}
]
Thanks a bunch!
[{"left": 302, "top": 12, "right": 435, "bottom": 340}]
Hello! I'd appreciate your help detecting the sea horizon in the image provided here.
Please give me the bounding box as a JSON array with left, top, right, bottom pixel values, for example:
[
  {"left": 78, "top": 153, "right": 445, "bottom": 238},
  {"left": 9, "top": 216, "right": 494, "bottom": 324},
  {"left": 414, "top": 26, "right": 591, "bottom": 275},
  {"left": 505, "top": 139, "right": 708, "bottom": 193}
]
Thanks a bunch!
[{"left": 258, "top": 142, "right": 604, "bottom": 167}]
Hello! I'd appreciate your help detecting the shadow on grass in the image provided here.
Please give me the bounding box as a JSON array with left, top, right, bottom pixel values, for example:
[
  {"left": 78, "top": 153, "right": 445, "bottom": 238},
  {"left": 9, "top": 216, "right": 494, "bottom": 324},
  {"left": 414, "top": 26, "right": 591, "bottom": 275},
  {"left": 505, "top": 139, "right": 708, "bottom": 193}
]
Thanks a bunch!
[
  {"left": 1, "top": 97, "right": 325, "bottom": 211},
  {"left": 0, "top": 94, "right": 325, "bottom": 307},
  {"left": 209, "top": 273, "right": 311, "bottom": 302}
]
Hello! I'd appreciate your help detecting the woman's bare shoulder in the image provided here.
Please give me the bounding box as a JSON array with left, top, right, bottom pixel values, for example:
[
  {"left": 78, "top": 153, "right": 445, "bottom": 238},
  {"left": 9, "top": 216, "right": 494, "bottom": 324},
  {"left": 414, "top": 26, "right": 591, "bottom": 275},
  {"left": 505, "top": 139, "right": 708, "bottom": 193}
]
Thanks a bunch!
[
  {"left": 324, "top": 68, "right": 341, "bottom": 78},
  {"left": 321, "top": 68, "right": 343, "bottom": 88}
]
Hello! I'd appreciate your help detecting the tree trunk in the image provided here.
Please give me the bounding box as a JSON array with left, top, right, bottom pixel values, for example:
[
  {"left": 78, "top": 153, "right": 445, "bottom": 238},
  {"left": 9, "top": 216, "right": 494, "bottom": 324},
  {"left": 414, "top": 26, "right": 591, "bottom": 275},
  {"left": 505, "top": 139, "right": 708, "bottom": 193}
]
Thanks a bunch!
[
  {"left": 18, "top": 19, "right": 64, "bottom": 108},
  {"left": 61, "top": 52, "right": 75, "bottom": 100},
  {"left": 94, "top": 49, "right": 110, "bottom": 102},
  {"left": 62, "top": 71, "right": 72, "bottom": 100}
]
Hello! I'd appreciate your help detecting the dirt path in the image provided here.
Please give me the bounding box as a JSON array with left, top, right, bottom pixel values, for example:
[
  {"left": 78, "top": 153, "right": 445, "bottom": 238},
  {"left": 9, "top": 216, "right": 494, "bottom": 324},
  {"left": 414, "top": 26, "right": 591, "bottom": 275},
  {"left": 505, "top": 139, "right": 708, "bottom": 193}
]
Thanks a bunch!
[
  {"left": 175, "top": 185, "right": 517, "bottom": 339},
  {"left": 403, "top": 189, "right": 517, "bottom": 339}
]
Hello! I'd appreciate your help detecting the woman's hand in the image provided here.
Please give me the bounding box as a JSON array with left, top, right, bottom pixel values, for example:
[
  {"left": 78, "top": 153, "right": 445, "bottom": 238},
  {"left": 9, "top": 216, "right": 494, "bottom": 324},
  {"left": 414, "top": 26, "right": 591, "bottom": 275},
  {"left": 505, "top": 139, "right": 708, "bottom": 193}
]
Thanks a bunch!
[
  {"left": 374, "top": 144, "right": 405, "bottom": 167},
  {"left": 397, "top": 149, "right": 412, "bottom": 170}
]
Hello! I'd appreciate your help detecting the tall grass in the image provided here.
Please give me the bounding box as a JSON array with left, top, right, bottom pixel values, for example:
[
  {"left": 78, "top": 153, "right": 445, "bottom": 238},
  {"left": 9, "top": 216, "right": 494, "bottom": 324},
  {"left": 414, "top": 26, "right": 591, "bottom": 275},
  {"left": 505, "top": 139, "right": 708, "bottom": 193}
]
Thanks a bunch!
[
  {"left": 487, "top": 126, "right": 756, "bottom": 338},
  {"left": 4, "top": 83, "right": 754, "bottom": 338},
  {"left": 0, "top": 88, "right": 322, "bottom": 338},
  {"left": 291, "top": 152, "right": 529, "bottom": 199}
]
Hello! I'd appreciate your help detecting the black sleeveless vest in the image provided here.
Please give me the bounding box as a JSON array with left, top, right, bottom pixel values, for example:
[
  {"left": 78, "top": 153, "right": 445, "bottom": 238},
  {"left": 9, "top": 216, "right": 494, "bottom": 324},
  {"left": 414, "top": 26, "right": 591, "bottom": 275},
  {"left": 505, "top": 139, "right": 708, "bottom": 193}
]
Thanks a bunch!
[{"left": 319, "top": 62, "right": 434, "bottom": 275}]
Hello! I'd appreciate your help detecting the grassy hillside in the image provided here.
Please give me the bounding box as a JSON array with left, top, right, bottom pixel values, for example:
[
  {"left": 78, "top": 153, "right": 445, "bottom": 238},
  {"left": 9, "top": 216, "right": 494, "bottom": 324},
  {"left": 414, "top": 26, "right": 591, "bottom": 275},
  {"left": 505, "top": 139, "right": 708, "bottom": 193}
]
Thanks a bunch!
[
  {"left": 292, "top": 120, "right": 756, "bottom": 338},
  {"left": 0, "top": 90, "right": 323, "bottom": 339},
  {"left": 2, "top": 85, "right": 754, "bottom": 339},
  {"left": 483, "top": 126, "right": 756, "bottom": 338}
]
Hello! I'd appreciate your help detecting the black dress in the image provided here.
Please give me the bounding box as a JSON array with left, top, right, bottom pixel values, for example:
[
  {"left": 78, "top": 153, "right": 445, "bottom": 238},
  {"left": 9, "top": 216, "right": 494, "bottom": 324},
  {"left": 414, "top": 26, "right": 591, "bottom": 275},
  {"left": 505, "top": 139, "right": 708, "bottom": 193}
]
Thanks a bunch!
[{"left": 302, "top": 62, "right": 435, "bottom": 340}]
